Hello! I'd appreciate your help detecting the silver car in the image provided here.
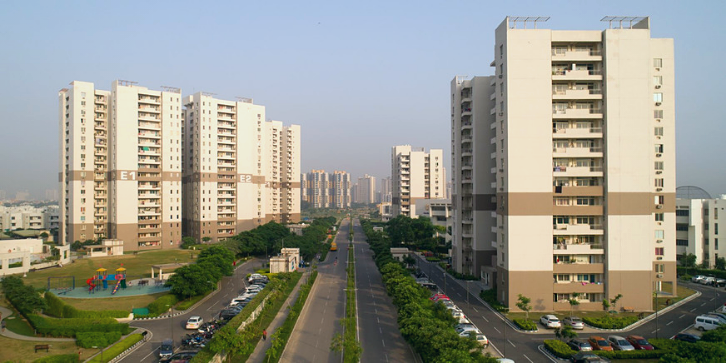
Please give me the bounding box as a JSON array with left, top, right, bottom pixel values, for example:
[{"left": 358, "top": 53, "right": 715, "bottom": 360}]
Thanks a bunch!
[
  {"left": 608, "top": 335, "right": 635, "bottom": 351},
  {"left": 564, "top": 316, "right": 585, "bottom": 330}
]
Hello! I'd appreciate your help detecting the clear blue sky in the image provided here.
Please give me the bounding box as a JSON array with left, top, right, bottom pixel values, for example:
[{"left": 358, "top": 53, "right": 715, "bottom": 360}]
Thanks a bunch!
[{"left": 1, "top": 0, "right": 724, "bottom": 199}]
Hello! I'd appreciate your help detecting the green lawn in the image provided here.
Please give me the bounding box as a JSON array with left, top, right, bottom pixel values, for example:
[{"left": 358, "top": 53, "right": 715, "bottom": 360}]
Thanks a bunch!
[
  {"left": 59, "top": 292, "right": 168, "bottom": 312},
  {"left": 20, "top": 249, "right": 195, "bottom": 289},
  {"left": 0, "top": 297, "right": 35, "bottom": 336},
  {"left": 0, "top": 335, "right": 95, "bottom": 362}
]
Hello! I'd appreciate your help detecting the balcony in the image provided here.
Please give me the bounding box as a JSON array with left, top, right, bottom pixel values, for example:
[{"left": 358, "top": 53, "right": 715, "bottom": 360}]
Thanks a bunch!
[
  {"left": 553, "top": 165, "right": 603, "bottom": 177},
  {"left": 553, "top": 224, "right": 604, "bottom": 236},
  {"left": 552, "top": 107, "right": 603, "bottom": 119},
  {"left": 551, "top": 48, "right": 602, "bottom": 61},
  {"left": 553, "top": 263, "right": 604, "bottom": 274},
  {"left": 553, "top": 281, "right": 604, "bottom": 294},
  {"left": 138, "top": 96, "right": 160, "bottom": 104},
  {"left": 552, "top": 185, "right": 603, "bottom": 197},
  {"left": 552, "top": 127, "right": 602, "bottom": 139},
  {"left": 138, "top": 112, "right": 160, "bottom": 121},
  {"left": 552, "top": 146, "right": 603, "bottom": 158},
  {"left": 139, "top": 132, "right": 161, "bottom": 139},
  {"left": 552, "top": 88, "right": 602, "bottom": 100},
  {"left": 138, "top": 121, "right": 161, "bottom": 130},
  {"left": 552, "top": 205, "right": 603, "bottom": 216},
  {"left": 462, "top": 107, "right": 472, "bottom": 116},
  {"left": 139, "top": 105, "right": 160, "bottom": 113},
  {"left": 552, "top": 69, "right": 603, "bottom": 81}
]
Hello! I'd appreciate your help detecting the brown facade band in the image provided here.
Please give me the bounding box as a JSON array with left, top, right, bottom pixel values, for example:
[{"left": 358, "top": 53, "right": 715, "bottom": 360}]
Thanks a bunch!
[{"left": 496, "top": 192, "right": 676, "bottom": 216}]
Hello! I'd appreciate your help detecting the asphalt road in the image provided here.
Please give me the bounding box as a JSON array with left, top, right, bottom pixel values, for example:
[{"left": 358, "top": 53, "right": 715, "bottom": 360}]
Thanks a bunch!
[
  {"left": 279, "top": 219, "right": 349, "bottom": 363},
  {"left": 414, "top": 255, "right": 725, "bottom": 362},
  {"left": 353, "top": 218, "right": 418, "bottom": 363},
  {"left": 121, "top": 258, "right": 261, "bottom": 363}
]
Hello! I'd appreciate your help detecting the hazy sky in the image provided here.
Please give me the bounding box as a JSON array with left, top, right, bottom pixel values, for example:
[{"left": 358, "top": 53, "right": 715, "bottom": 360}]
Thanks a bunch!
[{"left": 1, "top": 1, "right": 724, "bottom": 199}]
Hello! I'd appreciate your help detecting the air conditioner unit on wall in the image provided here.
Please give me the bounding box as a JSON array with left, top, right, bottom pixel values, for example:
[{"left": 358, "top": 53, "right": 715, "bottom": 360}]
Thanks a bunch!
[
  {"left": 657, "top": 257, "right": 663, "bottom": 260},
  {"left": 655, "top": 102, "right": 662, "bottom": 106},
  {"left": 657, "top": 274, "right": 663, "bottom": 278},
  {"left": 498, "top": 112, "right": 504, "bottom": 116},
  {"left": 656, "top": 188, "right": 663, "bottom": 192},
  {"left": 655, "top": 85, "right": 661, "bottom": 89},
  {"left": 656, "top": 205, "right": 663, "bottom": 209}
]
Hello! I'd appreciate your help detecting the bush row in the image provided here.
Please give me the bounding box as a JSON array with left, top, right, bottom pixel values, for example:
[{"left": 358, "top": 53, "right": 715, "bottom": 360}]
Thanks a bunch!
[
  {"left": 343, "top": 241, "right": 361, "bottom": 362},
  {"left": 1, "top": 275, "right": 46, "bottom": 315},
  {"left": 76, "top": 331, "right": 123, "bottom": 348},
  {"left": 361, "top": 219, "right": 498, "bottom": 363},
  {"left": 27, "top": 315, "right": 129, "bottom": 338},
  {"left": 145, "top": 294, "right": 180, "bottom": 317},
  {"left": 582, "top": 315, "right": 638, "bottom": 329},
  {"left": 513, "top": 318, "right": 537, "bottom": 331},
  {"left": 479, "top": 288, "right": 509, "bottom": 313},
  {"left": 544, "top": 339, "right": 668, "bottom": 360},
  {"left": 44, "top": 292, "right": 128, "bottom": 319}
]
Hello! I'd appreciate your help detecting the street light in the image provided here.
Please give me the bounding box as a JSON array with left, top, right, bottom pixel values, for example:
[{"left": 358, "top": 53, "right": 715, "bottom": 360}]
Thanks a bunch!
[
  {"left": 653, "top": 290, "right": 659, "bottom": 339},
  {"left": 167, "top": 304, "right": 174, "bottom": 348}
]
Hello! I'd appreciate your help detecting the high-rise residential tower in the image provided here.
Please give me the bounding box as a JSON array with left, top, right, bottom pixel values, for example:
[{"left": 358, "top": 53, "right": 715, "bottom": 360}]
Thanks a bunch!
[
  {"left": 302, "top": 169, "right": 331, "bottom": 208},
  {"left": 451, "top": 16, "right": 676, "bottom": 312},
  {"left": 356, "top": 174, "right": 376, "bottom": 205},
  {"left": 182, "top": 93, "right": 300, "bottom": 243},
  {"left": 380, "top": 177, "right": 392, "bottom": 203},
  {"left": 391, "top": 146, "right": 446, "bottom": 218},
  {"left": 331, "top": 171, "right": 352, "bottom": 208},
  {"left": 59, "top": 80, "right": 183, "bottom": 250}
]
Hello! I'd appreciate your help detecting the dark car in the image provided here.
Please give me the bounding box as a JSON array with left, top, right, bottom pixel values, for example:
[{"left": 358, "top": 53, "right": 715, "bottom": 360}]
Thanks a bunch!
[
  {"left": 567, "top": 339, "right": 593, "bottom": 351},
  {"left": 160, "top": 350, "right": 197, "bottom": 363},
  {"left": 570, "top": 352, "right": 611, "bottom": 363},
  {"left": 626, "top": 335, "right": 653, "bottom": 350},
  {"left": 673, "top": 333, "right": 701, "bottom": 343},
  {"left": 159, "top": 339, "right": 174, "bottom": 359}
]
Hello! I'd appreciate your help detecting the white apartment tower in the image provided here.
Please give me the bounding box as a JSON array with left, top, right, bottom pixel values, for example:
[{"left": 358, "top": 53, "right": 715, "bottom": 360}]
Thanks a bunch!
[
  {"left": 59, "top": 81, "right": 183, "bottom": 251},
  {"left": 302, "top": 169, "right": 331, "bottom": 208},
  {"left": 182, "top": 94, "right": 300, "bottom": 242},
  {"left": 391, "top": 146, "right": 446, "bottom": 218},
  {"left": 452, "top": 17, "right": 676, "bottom": 312},
  {"left": 331, "top": 171, "right": 352, "bottom": 208},
  {"left": 356, "top": 174, "right": 376, "bottom": 205},
  {"left": 675, "top": 189, "right": 726, "bottom": 268}
]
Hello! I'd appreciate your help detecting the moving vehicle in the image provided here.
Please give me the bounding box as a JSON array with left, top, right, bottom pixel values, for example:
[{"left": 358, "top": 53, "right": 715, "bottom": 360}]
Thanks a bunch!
[
  {"left": 330, "top": 242, "right": 338, "bottom": 251},
  {"left": 161, "top": 350, "right": 198, "bottom": 363},
  {"left": 673, "top": 333, "right": 700, "bottom": 343},
  {"left": 567, "top": 339, "right": 592, "bottom": 351},
  {"left": 186, "top": 316, "right": 203, "bottom": 330},
  {"left": 588, "top": 336, "right": 613, "bottom": 351},
  {"left": 564, "top": 316, "right": 585, "bottom": 330},
  {"left": 159, "top": 339, "right": 174, "bottom": 359},
  {"left": 540, "top": 315, "right": 561, "bottom": 329},
  {"left": 607, "top": 335, "right": 635, "bottom": 351},
  {"left": 626, "top": 335, "right": 653, "bottom": 350}
]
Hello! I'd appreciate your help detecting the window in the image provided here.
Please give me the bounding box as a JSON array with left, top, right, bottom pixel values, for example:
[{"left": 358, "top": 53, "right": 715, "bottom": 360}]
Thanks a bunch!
[
  {"left": 655, "top": 178, "right": 664, "bottom": 187},
  {"left": 654, "top": 93, "right": 663, "bottom": 103},
  {"left": 655, "top": 230, "right": 664, "bottom": 239},
  {"left": 655, "top": 213, "right": 664, "bottom": 221},
  {"left": 655, "top": 195, "right": 665, "bottom": 205},
  {"left": 499, "top": 44, "right": 503, "bottom": 58},
  {"left": 715, "top": 208, "right": 719, "bottom": 219},
  {"left": 654, "top": 110, "right": 664, "bottom": 119},
  {"left": 716, "top": 238, "right": 719, "bottom": 250},
  {"left": 676, "top": 209, "right": 689, "bottom": 217},
  {"left": 655, "top": 161, "right": 664, "bottom": 171},
  {"left": 653, "top": 75, "right": 663, "bottom": 86},
  {"left": 676, "top": 239, "right": 689, "bottom": 246},
  {"left": 655, "top": 144, "right": 664, "bottom": 153},
  {"left": 654, "top": 127, "right": 664, "bottom": 136},
  {"left": 676, "top": 223, "right": 689, "bottom": 231},
  {"left": 655, "top": 247, "right": 664, "bottom": 256},
  {"left": 716, "top": 223, "right": 719, "bottom": 235},
  {"left": 655, "top": 264, "right": 665, "bottom": 273},
  {"left": 556, "top": 274, "right": 570, "bottom": 282},
  {"left": 654, "top": 58, "right": 663, "bottom": 68}
]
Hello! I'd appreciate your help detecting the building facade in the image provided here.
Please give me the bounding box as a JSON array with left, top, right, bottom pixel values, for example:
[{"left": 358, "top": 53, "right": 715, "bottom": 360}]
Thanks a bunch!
[
  {"left": 182, "top": 93, "right": 300, "bottom": 243},
  {"left": 451, "top": 17, "right": 676, "bottom": 312},
  {"left": 331, "top": 171, "right": 352, "bottom": 208},
  {"left": 391, "top": 145, "right": 446, "bottom": 218},
  {"left": 355, "top": 174, "right": 376, "bottom": 205},
  {"left": 59, "top": 81, "right": 183, "bottom": 251},
  {"left": 302, "top": 170, "right": 331, "bottom": 208},
  {"left": 676, "top": 194, "right": 726, "bottom": 268}
]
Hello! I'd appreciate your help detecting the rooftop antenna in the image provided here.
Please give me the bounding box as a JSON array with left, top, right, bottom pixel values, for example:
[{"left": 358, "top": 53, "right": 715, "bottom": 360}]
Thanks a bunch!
[
  {"left": 117, "top": 80, "right": 138, "bottom": 87},
  {"left": 161, "top": 86, "right": 181, "bottom": 94},
  {"left": 508, "top": 16, "right": 550, "bottom": 29},
  {"left": 600, "top": 16, "right": 647, "bottom": 29},
  {"left": 236, "top": 96, "right": 253, "bottom": 103}
]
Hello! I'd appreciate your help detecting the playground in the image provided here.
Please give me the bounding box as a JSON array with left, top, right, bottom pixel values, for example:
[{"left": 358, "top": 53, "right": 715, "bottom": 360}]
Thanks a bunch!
[{"left": 47, "top": 265, "right": 170, "bottom": 298}]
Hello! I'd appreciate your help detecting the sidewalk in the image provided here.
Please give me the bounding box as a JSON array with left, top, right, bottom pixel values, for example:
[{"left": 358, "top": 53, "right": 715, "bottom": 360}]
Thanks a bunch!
[
  {"left": 246, "top": 268, "right": 311, "bottom": 363},
  {"left": 0, "top": 306, "right": 74, "bottom": 341}
]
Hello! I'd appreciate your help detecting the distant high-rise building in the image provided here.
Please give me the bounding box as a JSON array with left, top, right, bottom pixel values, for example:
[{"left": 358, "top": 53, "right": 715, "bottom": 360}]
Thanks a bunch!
[
  {"left": 391, "top": 146, "right": 445, "bottom": 217},
  {"left": 380, "top": 177, "right": 392, "bottom": 203},
  {"left": 451, "top": 17, "right": 676, "bottom": 312},
  {"left": 15, "top": 191, "right": 29, "bottom": 201},
  {"left": 675, "top": 188, "right": 725, "bottom": 269},
  {"left": 331, "top": 171, "right": 352, "bottom": 208},
  {"left": 60, "top": 80, "right": 182, "bottom": 249},
  {"left": 356, "top": 174, "right": 376, "bottom": 204},
  {"left": 182, "top": 93, "right": 300, "bottom": 242},
  {"left": 45, "top": 189, "right": 59, "bottom": 202},
  {"left": 302, "top": 170, "right": 331, "bottom": 208}
]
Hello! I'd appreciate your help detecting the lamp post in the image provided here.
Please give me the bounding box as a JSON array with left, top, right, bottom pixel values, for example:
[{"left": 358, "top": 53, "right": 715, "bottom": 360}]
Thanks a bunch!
[
  {"left": 167, "top": 304, "right": 174, "bottom": 348},
  {"left": 654, "top": 290, "right": 659, "bottom": 339}
]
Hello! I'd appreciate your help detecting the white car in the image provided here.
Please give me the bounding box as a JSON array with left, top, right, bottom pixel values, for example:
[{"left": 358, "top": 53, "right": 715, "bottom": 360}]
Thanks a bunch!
[
  {"left": 564, "top": 316, "right": 585, "bottom": 330},
  {"left": 540, "top": 315, "right": 561, "bottom": 329},
  {"left": 700, "top": 277, "right": 716, "bottom": 285},
  {"left": 457, "top": 328, "right": 482, "bottom": 337},
  {"left": 451, "top": 310, "right": 470, "bottom": 324},
  {"left": 692, "top": 275, "right": 706, "bottom": 283},
  {"left": 185, "top": 316, "right": 203, "bottom": 330}
]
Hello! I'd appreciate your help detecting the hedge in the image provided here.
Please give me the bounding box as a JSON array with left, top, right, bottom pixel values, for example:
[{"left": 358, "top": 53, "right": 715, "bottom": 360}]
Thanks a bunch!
[
  {"left": 27, "top": 315, "right": 129, "bottom": 338},
  {"left": 545, "top": 339, "right": 670, "bottom": 360},
  {"left": 76, "top": 331, "right": 123, "bottom": 348},
  {"left": 479, "top": 288, "right": 509, "bottom": 313},
  {"left": 582, "top": 315, "right": 638, "bottom": 329},
  {"left": 33, "top": 354, "right": 80, "bottom": 363},
  {"left": 678, "top": 267, "right": 726, "bottom": 279},
  {"left": 513, "top": 318, "right": 537, "bottom": 331},
  {"left": 145, "top": 294, "right": 179, "bottom": 316},
  {"left": 44, "top": 292, "right": 129, "bottom": 319}
]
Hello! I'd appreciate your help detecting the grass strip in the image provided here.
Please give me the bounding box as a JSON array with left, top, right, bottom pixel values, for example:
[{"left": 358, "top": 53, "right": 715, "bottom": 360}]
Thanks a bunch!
[
  {"left": 175, "top": 291, "right": 208, "bottom": 310},
  {"left": 86, "top": 333, "right": 144, "bottom": 363},
  {"left": 264, "top": 269, "right": 318, "bottom": 362}
]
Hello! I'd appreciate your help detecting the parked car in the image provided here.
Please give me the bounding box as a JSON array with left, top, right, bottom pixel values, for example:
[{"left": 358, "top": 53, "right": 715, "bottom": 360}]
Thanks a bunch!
[
  {"left": 458, "top": 328, "right": 482, "bottom": 337},
  {"left": 570, "top": 352, "right": 611, "bottom": 363},
  {"left": 626, "top": 335, "right": 653, "bottom": 350},
  {"left": 692, "top": 275, "right": 706, "bottom": 283},
  {"left": 451, "top": 310, "right": 470, "bottom": 324},
  {"left": 588, "top": 336, "right": 613, "bottom": 351},
  {"left": 540, "top": 315, "right": 561, "bottom": 329},
  {"left": 161, "top": 350, "right": 198, "bottom": 363},
  {"left": 713, "top": 278, "right": 726, "bottom": 287},
  {"left": 567, "top": 339, "right": 592, "bottom": 351},
  {"left": 673, "top": 333, "right": 701, "bottom": 343},
  {"left": 607, "top": 335, "right": 635, "bottom": 351},
  {"left": 455, "top": 323, "right": 476, "bottom": 331},
  {"left": 700, "top": 277, "right": 716, "bottom": 285},
  {"left": 248, "top": 273, "right": 264, "bottom": 283},
  {"left": 456, "top": 325, "right": 481, "bottom": 335},
  {"left": 707, "top": 312, "right": 726, "bottom": 323},
  {"left": 185, "top": 316, "right": 203, "bottom": 330},
  {"left": 695, "top": 315, "right": 724, "bottom": 331},
  {"left": 473, "top": 333, "right": 489, "bottom": 347},
  {"left": 564, "top": 316, "right": 585, "bottom": 330}
]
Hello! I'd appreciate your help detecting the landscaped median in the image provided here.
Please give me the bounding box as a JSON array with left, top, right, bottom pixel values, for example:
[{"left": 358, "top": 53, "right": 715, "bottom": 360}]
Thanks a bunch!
[
  {"left": 264, "top": 269, "right": 318, "bottom": 362},
  {"left": 342, "top": 243, "right": 360, "bottom": 362}
]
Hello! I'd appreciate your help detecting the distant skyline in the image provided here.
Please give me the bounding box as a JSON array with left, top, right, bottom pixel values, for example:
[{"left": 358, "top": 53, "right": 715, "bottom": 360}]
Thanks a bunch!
[{"left": 1, "top": 1, "right": 725, "bottom": 199}]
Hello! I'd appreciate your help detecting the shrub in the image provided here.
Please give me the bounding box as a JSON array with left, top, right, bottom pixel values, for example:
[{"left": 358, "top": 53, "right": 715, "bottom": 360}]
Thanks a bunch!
[
  {"left": 146, "top": 294, "right": 179, "bottom": 316},
  {"left": 27, "top": 315, "right": 129, "bottom": 338},
  {"left": 76, "top": 331, "right": 123, "bottom": 348},
  {"left": 44, "top": 292, "right": 128, "bottom": 319},
  {"left": 33, "top": 354, "right": 80, "bottom": 363},
  {"left": 513, "top": 318, "right": 537, "bottom": 331},
  {"left": 544, "top": 339, "right": 575, "bottom": 359},
  {"left": 479, "top": 288, "right": 509, "bottom": 313},
  {"left": 1, "top": 276, "right": 46, "bottom": 314},
  {"left": 86, "top": 334, "right": 144, "bottom": 363},
  {"left": 582, "top": 315, "right": 638, "bottom": 329},
  {"left": 592, "top": 349, "right": 668, "bottom": 359}
]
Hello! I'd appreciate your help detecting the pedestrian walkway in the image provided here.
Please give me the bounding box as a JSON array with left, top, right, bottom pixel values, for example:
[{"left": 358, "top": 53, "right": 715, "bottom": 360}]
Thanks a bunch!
[
  {"left": 247, "top": 268, "right": 311, "bottom": 363},
  {"left": 0, "top": 306, "right": 74, "bottom": 341}
]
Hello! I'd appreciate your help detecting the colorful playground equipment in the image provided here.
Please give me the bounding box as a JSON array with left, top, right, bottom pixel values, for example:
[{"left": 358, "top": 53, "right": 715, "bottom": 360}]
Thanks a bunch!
[{"left": 86, "top": 266, "right": 127, "bottom": 294}]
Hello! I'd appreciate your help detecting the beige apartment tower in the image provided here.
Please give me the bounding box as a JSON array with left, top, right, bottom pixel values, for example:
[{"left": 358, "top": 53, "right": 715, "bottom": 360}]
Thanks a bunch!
[
  {"left": 59, "top": 81, "right": 182, "bottom": 251},
  {"left": 182, "top": 94, "right": 300, "bottom": 243},
  {"left": 452, "top": 17, "right": 676, "bottom": 312},
  {"left": 391, "top": 146, "right": 446, "bottom": 218}
]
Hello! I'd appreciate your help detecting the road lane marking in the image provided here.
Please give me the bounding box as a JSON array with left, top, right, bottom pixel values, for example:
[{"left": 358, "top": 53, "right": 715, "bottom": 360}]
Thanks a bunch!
[
  {"left": 701, "top": 302, "right": 707, "bottom": 307},
  {"left": 140, "top": 346, "right": 159, "bottom": 362},
  {"left": 482, "top": 315, "right": 489, "bottom": 322},
  {"left": 493, "top": 326, "right": 501, "bottom": 334},
  {"left": 679, "top": 314, "right": 686, "bottom": 319},
  {"left": 651, "top": 328, "right": 660, "bottom": 334},
  {"left": 379, "top": 327, "right": 383, "bottom": 334},
  {"left": 690, "top": 308, "right": 697, "bottom": 312},
  {"left": 382, "top": 339, "right": 386, "bottom": 347},
  {"left": 667, "top": 321, "right": 674, "bottom": 326},
  {"left": 473, "top": 307, "right": 478, "bottom": 312},
  {"left": 507, "top": 339, "right": 516, "bottom": 347},
  {"left": 522, "top": 354, "right": 534, "bottom": 363}
]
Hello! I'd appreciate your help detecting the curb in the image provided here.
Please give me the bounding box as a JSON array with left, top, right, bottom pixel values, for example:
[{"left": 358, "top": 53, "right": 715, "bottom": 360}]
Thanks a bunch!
[
  {"left": 538, "top": 344, "right": 566, "bottom": 362},
  {"left": 84, "top": 328, "right": 152, "bottom": 363}
]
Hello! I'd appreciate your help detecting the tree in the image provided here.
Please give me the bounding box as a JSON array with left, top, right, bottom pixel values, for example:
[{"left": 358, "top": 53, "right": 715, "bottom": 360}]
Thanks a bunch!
[
  {"left": 602, "top": 298, "right": 611, "bottom": 312},
  {"left": 683, "top": 253, "right": 697, "bottom": 275},
  {"left": 555, "top": 325, "right": 578, "bottom": 341},
  {"left": 516, "top": 294, "right": 532, "bottom": 319},
  {"left": 568, "top": 293, "right": 580, "bottom": 316},
  {"left": 181, "top": 236, "right": 196, "bottom": 249},
  {"left": 39, "top": 232, "right": 49, "bottom": 241},
  {"left": 610, "top": 294, "right": 623, "bottom": 313},
  {"left": 166, "top": 264, "right": 215, "bottom": 299},
  {"left": 202, "top": 236, "right": 212, "bottom": 243},
  {"left": 717, "top": 257, "right": 726, "bottom": 271}
]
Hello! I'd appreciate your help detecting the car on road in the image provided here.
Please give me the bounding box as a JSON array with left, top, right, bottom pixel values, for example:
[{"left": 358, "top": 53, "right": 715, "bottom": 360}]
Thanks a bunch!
[
  {"left": 626, "top": 335, "right": 653, "bottom": 350},
  {"left": 673, "top": 333, "right": 701, "bottom": 343},
  {"left": 159, "top": 339, "right": 174, "bottom": 359},
  {"left": 472, "top": 333, "right": 489, "bottom": 347},
  {"left": 451, "top": 310, "right": 470, "bottom": 324},
  {"left": 567, "top": 339, "right": 592, "bottom": 351},
  {"left": 607, "top": 335, "right": 635, "bottom": 351},
  {"left": 570, "top": 352, "right": 611, "bottom": 363},
  {"left": 185, "top": 316, "right": 203, "bottom": 330},
  {"left": 588, "top": 336, "right": 613, "bottom": 351},
  {"left": 564, "top": 316, "right": 585, "bottom": 330},
  {"left": 700, "top": 276, "right": 716, "bottom": 285},
  {"left": 160, "top": 350, "right": 198, "bottom": 363},
  {"left": 540, "top": 315, "right": 561, "bottom": 328},
  {"left": 695, "top": 315, "right": 724, "bottom": 331},
  {"left": 692, "top": 275, "right": 706, "bottom": 283},
  {"left": 714, "top": 278, "right": 726, "bottom": 287}
]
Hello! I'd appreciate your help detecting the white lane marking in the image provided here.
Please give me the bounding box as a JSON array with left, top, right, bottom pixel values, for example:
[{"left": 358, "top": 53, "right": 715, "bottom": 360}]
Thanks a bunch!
[
  {"left": 667, "top": 321, "right": 674, "bottom": 326},
  {"left": 690, "top": 308, "right": 697, "bottom": 312},
  {"left": 473, "top": 307, "right": 478, "bottom": 312},
  {"left": 493, "top": 326, "right": 501, "bottom": 334},
  {"left": 140, "top": 346, "right": 159, "bottom": 362},
  {"left": 651, "top": 328, "right": 660, "bottom": 334},
  {"left": 679, "top": 314, "right": 685, "bottom": 319},
  {"left": 382, "top": 339, "right": 386, "bottom": 347},
  {"left": 522, "top": 354, "right": 534, "bottom": 363},
  {"left": 507, "top": 339, "right": 516, "bottom": 347},
  {"left": 379, "top": 327, "right": 382, "bottom": 334},
  {"left": 377, "top": 317, "right": 380, "bottom": 324},
  {"left": 701, "top": 302, "right": 707, "bottom": 307},
  {"left": 709, "top": 298, "right": 715, "bottom": 301},
  {"left": 482, "top": 315, "right": 489, "bottom": 323}
]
